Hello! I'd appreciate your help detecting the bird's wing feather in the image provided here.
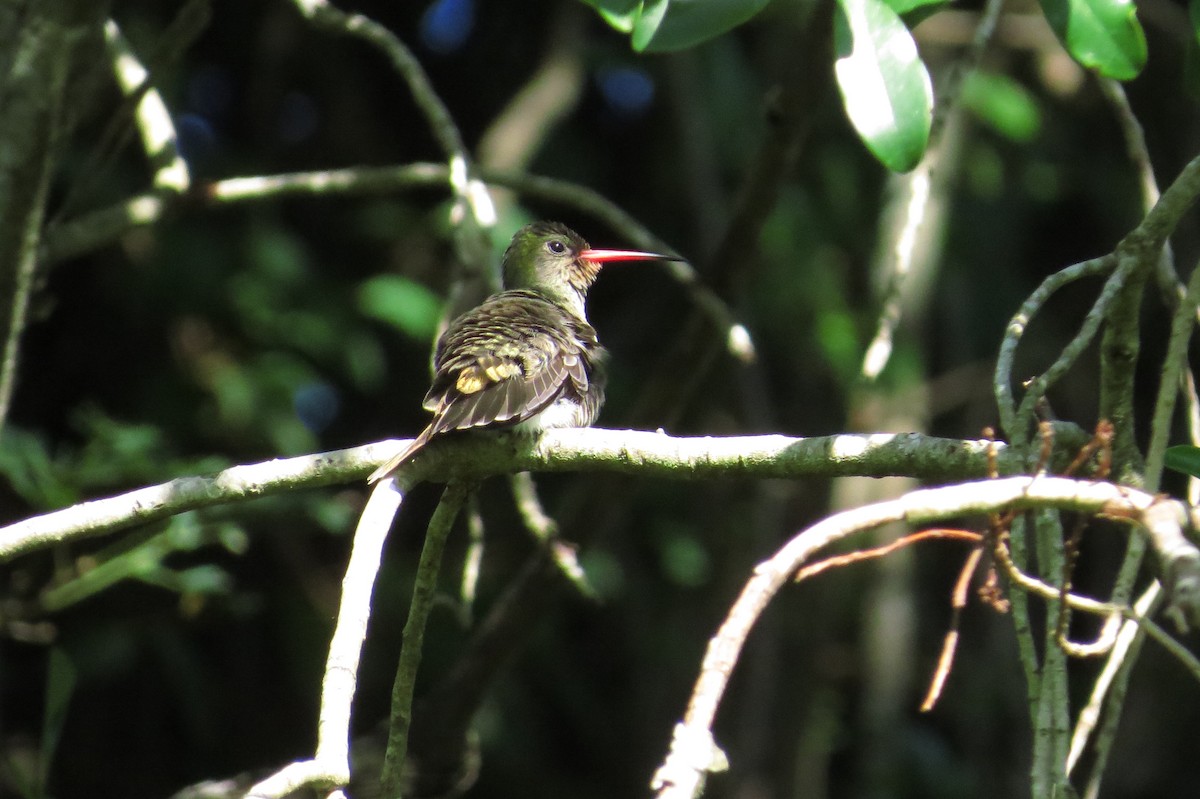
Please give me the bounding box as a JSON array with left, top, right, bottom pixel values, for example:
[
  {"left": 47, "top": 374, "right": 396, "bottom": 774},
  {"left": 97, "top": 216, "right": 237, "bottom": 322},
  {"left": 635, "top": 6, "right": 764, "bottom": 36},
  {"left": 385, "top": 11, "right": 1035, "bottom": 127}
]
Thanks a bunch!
[
  {"left": 370, "top": 291, "right": 604, "bottom": 483},
  {"left": 424, "top": 292, "right": 589, "bottom": 435}
]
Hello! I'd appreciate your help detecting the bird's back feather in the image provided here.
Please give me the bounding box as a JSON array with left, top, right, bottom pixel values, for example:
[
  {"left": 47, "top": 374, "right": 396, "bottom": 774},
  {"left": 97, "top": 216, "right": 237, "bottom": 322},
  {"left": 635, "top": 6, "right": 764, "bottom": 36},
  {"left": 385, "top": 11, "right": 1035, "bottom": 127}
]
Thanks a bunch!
[{"left": 367, "top": 289, "right": 606, "bottom": 483}]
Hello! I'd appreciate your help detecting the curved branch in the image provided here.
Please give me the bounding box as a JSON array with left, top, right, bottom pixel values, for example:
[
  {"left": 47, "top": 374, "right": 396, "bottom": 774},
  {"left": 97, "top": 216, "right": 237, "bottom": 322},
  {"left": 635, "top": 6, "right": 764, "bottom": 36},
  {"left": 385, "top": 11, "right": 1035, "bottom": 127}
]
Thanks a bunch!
[
  {"left": 651, "top": 476, "right": 1200, "bottom": 799},
  {"left": 248, "top": 477, "right": 409, "bottom": 799},
  {"left": 994, "top": 256, "right": 1115, "bottom": 440},
  {"left": 0, "top": 0, "right": 105, "bottom": 434},
  {"left": 380, "top": 482, "right": 469, "bottom": 796}
]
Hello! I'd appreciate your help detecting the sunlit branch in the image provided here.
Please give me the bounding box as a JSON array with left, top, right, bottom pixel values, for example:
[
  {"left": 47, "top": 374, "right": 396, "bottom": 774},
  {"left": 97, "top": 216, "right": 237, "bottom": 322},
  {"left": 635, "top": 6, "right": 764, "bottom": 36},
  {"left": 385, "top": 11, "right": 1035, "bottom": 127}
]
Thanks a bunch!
[
  {"left": 103, "top": 19, "right": 190, "bottom": 195},
  {"left": 247, "top": 477, "right": 408, "bottom": 799},
  {"left": 861, "top": 0, "right": 1003, "bottom": 380},
  {"left": 0, "top": 430, "right": 1031, "bottom": 563},
  {"left": 651, "top": 476, "right": 1200, "bottom": 799}
]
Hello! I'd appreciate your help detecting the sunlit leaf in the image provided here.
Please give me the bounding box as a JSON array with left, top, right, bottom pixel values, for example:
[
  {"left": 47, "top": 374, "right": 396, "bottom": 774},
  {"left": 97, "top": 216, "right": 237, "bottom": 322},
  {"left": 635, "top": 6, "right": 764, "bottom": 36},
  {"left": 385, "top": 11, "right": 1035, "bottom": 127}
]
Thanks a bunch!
[
  {"left": 631, "top": 0, "right": 670, "bottom": 49},
  {"left": 358, "top": 275, "right": 443, "bottom": 341},
  {"left": 579, "top": 0, "right": 771, "bottom": 52},
  {"left": 1165, "top": 445, "right": 1200, "bottom": 478},
  {"left": 1039, "top": 0, "right": 1146, "bottom": 80},
  {"left": 578, "top": 0, "right": 641, "bottom": 31},
  {"left": 962, "top": 71, "right": 1041, "bottom": 142},
  {"left": 834, "top": 0, "right": 933, "bottom": 172}
]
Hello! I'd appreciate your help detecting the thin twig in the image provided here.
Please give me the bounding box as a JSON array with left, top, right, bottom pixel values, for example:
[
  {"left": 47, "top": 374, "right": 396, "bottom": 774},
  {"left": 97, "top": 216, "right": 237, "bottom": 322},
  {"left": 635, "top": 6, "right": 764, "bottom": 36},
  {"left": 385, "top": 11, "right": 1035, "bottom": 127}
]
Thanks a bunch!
[
  {"left": 458, "top": 494, "right": 485, "bottom": 626},
  {"left": 997, "top": 152, "right": 1200, "bottom": 449},
  {"left": 651, "top": 476, "right": 1200, "bottom": 798},
  {"left": 53, "top": 3, "right": 208, "bottom": 224},
  {"left": 860, "top": 0, "right": 1005, "bottom": 380},
  {"left": 921, "top": 544, "right": 984, "bottom": 711},
  {"left": 1010, "top": 258, "right": 1129, "bottom": 443},
  {"left": 509, "top": 472, "right": 596, "bottom": 597},
  {"left": 381, "top": 482, "right": 470, "bottom": 796},
  {"left": 794, "top": 528, "right": 981, "bottom": 581},
  {"left": 103, "top": 19, "right": 190, "bottom": 195},
  {"left": 1144, "top": 253, "right": 1200, "bottom": 492},
  {"left": 287, "top": 0, "right": 497, "bottom": 307},
  {"left": 1067, "top": 584, "right": 1160, "bottom": 778},
  {"left": 1065, "top": 256, "right": 1200, "bottom": 763},
  {"left": 44, "top": 163, "right": 753, "bottom": 362},
  {"left": 994, "top": 256, "right": 1114, "bottom": 439},
  {"left": 0, "top": 3, "right": 96, "bottom": 435}
]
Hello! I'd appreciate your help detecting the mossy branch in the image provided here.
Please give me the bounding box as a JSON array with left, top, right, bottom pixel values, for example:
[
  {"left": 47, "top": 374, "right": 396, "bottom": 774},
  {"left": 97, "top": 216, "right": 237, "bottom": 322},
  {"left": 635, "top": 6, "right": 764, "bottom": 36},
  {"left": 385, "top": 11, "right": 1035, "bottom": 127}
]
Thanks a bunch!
[{"left": 0, "top": 428, "right": 1064, "bottom": 563}]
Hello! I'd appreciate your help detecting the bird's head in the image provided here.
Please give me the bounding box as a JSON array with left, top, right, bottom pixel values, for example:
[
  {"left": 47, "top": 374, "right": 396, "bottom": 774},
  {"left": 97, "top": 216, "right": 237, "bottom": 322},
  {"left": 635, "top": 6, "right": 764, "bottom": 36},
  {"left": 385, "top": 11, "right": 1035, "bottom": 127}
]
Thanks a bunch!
[{"left": 502, "top": 221, "right": 677, "bottom": 317}]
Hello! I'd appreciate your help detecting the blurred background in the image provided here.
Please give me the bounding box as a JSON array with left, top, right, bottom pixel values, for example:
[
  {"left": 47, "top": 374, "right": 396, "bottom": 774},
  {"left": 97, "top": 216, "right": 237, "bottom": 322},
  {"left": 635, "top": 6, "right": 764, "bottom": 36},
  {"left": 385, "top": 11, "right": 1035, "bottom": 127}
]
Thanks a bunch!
[{"left": 2, "top": 0, "right": 1199, "bottom": 797}]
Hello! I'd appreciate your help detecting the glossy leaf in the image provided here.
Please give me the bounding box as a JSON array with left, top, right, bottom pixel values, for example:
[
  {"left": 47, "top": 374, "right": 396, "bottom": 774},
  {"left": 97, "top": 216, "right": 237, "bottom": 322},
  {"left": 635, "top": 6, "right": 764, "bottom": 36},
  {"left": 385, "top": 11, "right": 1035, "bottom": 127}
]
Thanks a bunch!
[
  {"left": 1165, "top": 445, "right": 1200, "bottom": 478},
  {"left": 631, "top": 0, "right": 671, "bottom": 49},
  {"left": 1039, "top": 0, "right": 1146, "bottom": 80},
  {"left": 578, "top": 0, "right": 641, "bottom": 31},
  {"left": 834, "top": 0, "right": 933, "bottom": 172},
  {"left": 637, "top": 0, "right": 771, "bottom": 52},
  {"left": 578, "top": 0, "right": 771, "bottom": 52}
]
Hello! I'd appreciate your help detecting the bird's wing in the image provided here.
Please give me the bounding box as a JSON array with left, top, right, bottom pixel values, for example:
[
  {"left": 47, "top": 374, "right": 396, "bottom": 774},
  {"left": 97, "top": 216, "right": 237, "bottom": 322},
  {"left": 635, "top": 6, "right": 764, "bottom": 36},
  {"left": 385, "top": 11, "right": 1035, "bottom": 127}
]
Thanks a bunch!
[
  {"left": 368, "top": 292, "right": 601, "bottom": 484},
  {"left": 423, "top": 293, "right": 593, "bottom": 436}
]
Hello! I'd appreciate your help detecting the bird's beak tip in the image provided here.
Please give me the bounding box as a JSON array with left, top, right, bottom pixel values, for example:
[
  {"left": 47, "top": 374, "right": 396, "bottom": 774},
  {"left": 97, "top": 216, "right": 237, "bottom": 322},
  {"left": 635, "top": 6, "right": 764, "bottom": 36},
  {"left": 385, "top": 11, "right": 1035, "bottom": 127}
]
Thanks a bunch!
[{"left": 581, "top": 248, "right": 683, "bottom": 264}]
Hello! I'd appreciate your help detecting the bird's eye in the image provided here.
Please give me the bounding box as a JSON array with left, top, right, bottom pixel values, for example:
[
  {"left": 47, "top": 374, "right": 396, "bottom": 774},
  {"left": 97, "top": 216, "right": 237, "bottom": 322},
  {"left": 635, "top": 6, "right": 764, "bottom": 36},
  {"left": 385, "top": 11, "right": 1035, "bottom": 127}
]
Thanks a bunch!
[{"left": 546, "top": 239, "right": 567, "bottom": 255}]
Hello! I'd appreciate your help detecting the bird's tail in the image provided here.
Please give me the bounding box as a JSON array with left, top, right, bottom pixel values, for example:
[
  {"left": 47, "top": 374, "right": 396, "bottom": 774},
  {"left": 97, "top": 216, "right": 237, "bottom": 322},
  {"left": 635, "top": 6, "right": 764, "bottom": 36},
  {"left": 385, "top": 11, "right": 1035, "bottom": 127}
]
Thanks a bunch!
[{"left": 367, "top": 425, "right": 434, "bottom": 484}]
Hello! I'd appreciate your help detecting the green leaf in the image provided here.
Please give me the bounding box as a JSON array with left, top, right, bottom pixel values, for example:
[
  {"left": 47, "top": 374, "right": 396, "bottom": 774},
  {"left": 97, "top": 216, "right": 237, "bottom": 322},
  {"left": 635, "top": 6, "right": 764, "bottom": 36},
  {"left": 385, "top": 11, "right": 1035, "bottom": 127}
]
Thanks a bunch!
[
  {"left": 882, "top": 0, "right": 951, "bottom": 27},
  {"left": 579, "top": 0, "right": 771, "bottom": 52},
  {"left": 834, "top": 0, "right": 933, "bottom": 172},
  {"left": 1165, "top": 445, "right": 1200, "bottom": 479},
  {"left": 578, "top": 0, "right": 642, "bottom": 32},
  {"left": 358, "top": 275, "right": 443, "bottom": 341},
  {"left": 962, "top": 71, "right": 1041, "bottom": 142},
  {"left": 1039, "top": 0, "right": 1146, "bottom": 80},
  {"left": 631, "top": 0, "right": 670, "bottom": 49}
]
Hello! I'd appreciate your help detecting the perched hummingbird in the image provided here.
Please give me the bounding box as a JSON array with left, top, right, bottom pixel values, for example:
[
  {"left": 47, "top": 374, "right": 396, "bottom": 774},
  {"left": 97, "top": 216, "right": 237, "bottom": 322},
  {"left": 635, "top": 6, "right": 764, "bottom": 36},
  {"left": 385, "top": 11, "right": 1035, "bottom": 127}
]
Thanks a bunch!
[{"left": 368, "top": 221, "right": 678, "bottom": 483}]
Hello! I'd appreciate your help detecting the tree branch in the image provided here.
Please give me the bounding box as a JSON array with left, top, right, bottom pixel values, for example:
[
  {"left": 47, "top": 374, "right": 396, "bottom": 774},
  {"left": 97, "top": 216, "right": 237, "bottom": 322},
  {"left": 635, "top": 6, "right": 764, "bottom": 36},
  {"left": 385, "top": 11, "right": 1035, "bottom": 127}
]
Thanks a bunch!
[
  {"left": 651, "top": 476, "right": 1200, "bottom": 799},
  {"left": 0, "top": 429, "right": 1053, "bottom": 563},
  {"left": 380, "top": 482, "right": 469, "bottom": 796},
  {"left": 247, "top": 476, "right": 409, "bottom": 799},
  {"left": 0, "top": 0, "right": 107, "bottom": 434},
  {"left": 45, "top": 162, "right": 753, "bottom": 362}
]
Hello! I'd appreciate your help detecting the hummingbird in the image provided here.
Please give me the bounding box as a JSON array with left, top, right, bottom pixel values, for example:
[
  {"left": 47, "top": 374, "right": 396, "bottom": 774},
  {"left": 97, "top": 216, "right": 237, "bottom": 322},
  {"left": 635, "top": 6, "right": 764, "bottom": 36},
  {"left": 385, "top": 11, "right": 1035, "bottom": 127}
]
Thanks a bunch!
[{"left": 368, "top": 221, "right": 679, "bottom": 483}]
